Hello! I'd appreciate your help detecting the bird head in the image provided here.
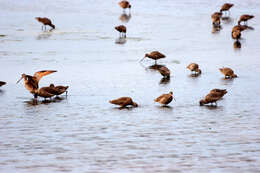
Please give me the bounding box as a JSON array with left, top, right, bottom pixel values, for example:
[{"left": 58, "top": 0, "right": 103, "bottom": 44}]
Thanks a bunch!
[
  {"left": 16, "top": 74, "right": 26, "bottom": 84},
  {"left": 50, "top": 84, "right": 55, "bottom": 88}
]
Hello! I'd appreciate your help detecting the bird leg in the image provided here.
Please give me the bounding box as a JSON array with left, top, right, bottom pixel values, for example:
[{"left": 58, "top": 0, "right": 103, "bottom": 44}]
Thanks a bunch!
[
  {"left": 66, "top": 91, "right": 68, "bottom": 97},
  {"left": 41, "top": 25, "right": 44, "bottom": 31}
]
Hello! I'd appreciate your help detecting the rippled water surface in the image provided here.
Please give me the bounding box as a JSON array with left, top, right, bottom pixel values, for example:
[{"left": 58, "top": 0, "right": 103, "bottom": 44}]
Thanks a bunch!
[{"left": 0, "top": 0, "right": 260, "bottom": 172}]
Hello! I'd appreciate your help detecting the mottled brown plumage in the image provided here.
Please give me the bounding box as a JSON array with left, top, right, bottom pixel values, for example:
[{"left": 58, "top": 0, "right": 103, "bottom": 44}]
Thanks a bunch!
[
  {"left": 115, "top": 25, "right": 127, "bottom": 37},
  {"left": 154, "top": 91, "right": 174, "bottom": 106},
  {"left": 17, "top": 70, "right": 57, "bottom": 96},
  {"left": 37, "top": 86, "right": 56, "bottom": 99},
  {"left": 186, "top": 63, "right": 201, "bottom": 75},
  {"left": 119, "top": 1, "right": 131, "bottom": 10},
  {"left": 211, "top": 12, "right": 222, "bottom": 26},
  {"left": 219, "top": 67, "right": 237, "bottom": 79},
  {"left": 210, "top": 89, "right": 227, "bottom": 98},
  {"left": 158, "top": 66, "right": 170, "bottom": 78},
  {"left": 140, "top": 51, "right": 166, "bottom": 64},
  {"left": 0, "top": 81, "right": 6, "bottom": 87},
  {"left": 220, "top": 3, "right": 234, "bottom": 13},
  {"left": 238, "top": 15, "right": 254, "bottom": 25},
  {"left": 232, "top": 25, "right": 248, "bottom": 33},
  {"left": 50, "top": 84, "right": 69, "bottom": 96},
  {"left": 200, "top": 92, "right": 223, "bottom": 106},
  {"left": 109, "top": 97, "right": 138, "bottom": 108},
  {"left": 35, "top": 17, "right": 55, "bottom": 30}
]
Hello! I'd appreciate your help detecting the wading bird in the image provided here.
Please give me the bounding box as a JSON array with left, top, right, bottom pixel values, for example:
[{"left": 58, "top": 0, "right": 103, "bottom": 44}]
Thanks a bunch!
[
  {"left": 140, "top": 51, "right": 166, "bottom": 64},
  {"left": 200, "top": 92, "right": 223, "bottom": 106},
  {"left": 238, "top": 15, "right": 254, "bottom": 25},
  {"left": 109, "top": 97, "right": 138, "bottom": 108},
  {"left": 186, "top": 63, "right": 201, "bottom": 75},
  {"left": 119, "top": 1, "right": 131, "bottom": 12},
  {"left": 219, "top": 67, "right": 237, "bottom": 79},
  {"left": 154, "top": 91, "right": 175, "bottom": 106},
  {"left": 115, "top": 25, "right": 127, "bottom": 38},
  {"left": 16, "top": 70, "right": 57, "bottom": 98},
  {"left": 158, "top": 66, "right": 170, "bottom": 78},
  {"left": 35, "top": 17, "right": 55, "bottom": 31}
]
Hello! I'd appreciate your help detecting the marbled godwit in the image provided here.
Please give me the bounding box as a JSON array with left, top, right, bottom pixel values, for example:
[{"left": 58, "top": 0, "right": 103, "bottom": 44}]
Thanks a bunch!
[
  {"left": 211, "top": 12, "right": 222, "bottom": 26},
  {"left": 16, "top": 70, "right": 57, "bottom": 97},
  {"left": 232, "top": 30, "right": 241, "bottom": 40},
  {"left": 140, "top": 51, "right": 166, "bottom": 64},
  {"left": 186, "top": 63, "right": 201, "bottom": 75},
  {"left": 154, "top": 91, "right": 175, "bottom": 106},
  {"left": 35, "top": 17, "right": 55, "bottom": 30},
  {"left": 109, "top": 97, "right": 138, "bottom": 108},
  {"left": 199, "top": 92, "right": 223, "bottom": 106},
  {"left": 50, "top": 84, "right": 69, "bottom": 96},
  {"left": 158, "top": 66, "right": 170, "bottom": 78},
  {"left": 219, "top": 67, "right": 237, "bottom": 79},
  {"left": 115, "top": 25, "right": 127, "bottom": 38},
  {"left": 238, "top": 15, "right": 254, "bottom": 25},
  {"left": 0, "top": 81, "right": 6, "bottom": 87},
  {"left": 220, "top": 3, "right": 234, "bottom": 16},
  {"left": 210, "top": 89, "right": 227, "bottom": 98},
  {"left": 119, "top": 1, "right": 131, "bottom": 12}
]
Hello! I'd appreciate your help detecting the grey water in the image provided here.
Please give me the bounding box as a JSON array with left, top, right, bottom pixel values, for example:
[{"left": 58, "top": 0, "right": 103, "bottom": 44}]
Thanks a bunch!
[{"left": 0, "top": 0, "right": 260, "bottom": 172}]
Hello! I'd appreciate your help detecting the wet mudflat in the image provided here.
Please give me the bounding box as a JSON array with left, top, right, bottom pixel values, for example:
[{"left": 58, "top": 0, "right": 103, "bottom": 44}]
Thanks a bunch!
[{"left": 0, "top": 0, "right": 260, "bottom": 172}]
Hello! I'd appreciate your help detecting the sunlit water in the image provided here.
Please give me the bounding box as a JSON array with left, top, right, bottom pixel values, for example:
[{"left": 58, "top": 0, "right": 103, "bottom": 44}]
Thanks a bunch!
[{"left": 0, "top": 0, "right": 260, "bottom": 172}]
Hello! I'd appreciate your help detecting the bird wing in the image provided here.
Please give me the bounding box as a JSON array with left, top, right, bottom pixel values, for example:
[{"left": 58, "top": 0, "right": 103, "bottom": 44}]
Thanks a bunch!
[
  {"left": 110, "top": 97, "right": 130, "bottom": 105},
  {"left": 151, "top": 51, "right": 166, "bottom": 58},
  {"left": 154, "top": 94, "right": 167, "bottom": 102},
  {"left": 33, "top": 70, "right": 57, "bottom": 82}
]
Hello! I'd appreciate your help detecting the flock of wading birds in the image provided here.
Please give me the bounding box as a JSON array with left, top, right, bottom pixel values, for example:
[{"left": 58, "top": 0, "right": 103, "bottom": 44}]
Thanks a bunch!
[{"left": 0, "top": 1, "right": 255, "bottom": 108}]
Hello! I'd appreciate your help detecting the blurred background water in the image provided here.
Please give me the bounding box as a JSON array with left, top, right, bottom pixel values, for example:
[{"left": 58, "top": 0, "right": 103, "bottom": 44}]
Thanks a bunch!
[{"left": 0, "top": 0, "right": 260, "bottom": 172}]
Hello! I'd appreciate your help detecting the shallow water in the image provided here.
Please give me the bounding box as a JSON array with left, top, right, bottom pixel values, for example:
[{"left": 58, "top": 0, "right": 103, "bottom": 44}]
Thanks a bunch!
[{"left": 0, "top": 0, "right": 260, "bottom": 172}]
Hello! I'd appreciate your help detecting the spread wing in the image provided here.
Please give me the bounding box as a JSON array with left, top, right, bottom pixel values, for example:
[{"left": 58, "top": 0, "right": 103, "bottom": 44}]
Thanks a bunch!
[{"left": 33, "top": 70, "right": 57, "bottom": 82}]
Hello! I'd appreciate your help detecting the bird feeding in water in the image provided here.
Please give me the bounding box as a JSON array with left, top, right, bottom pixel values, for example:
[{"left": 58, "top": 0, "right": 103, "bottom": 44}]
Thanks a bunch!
[
  {"left": 16, "top": 70, "right": 57, "bottom": 98},
  {"left": 115, "top": 25, "right": 127, "bottom": 38},
  {"left": 186, "top": 63, "right": 201, "bottom": 76},
  {"left": 119, "top": 0, "right": 131, "bottom": 13},
  {"left": 109, "top": 97, "right": 138, "bottom": 108},
  {"left": 35, "top": 17, "right": 55, "bottom": 31},
  {"left": 140, "top": 51, "right": 166, "bottom": 64},
  {"left": 154, "top": 91, "right": 175, "bottom": 106},
  {"left": 199, "top": 92, "right": 223, "bottom": 106},
  {"left": 158, "top": 66, "right": 170, "bottom": 79},
  {"left": 219, "top": 67, "right": 237, "bottom": 79}
]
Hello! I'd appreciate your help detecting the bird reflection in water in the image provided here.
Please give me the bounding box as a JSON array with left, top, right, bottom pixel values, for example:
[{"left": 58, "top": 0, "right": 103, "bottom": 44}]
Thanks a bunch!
[
  {"left": 115, "top": 37, "right": 127, "bottom": 44},
  {"left": 37, "top": 32, "right": 52, "bottom": 40},
  {"left": 221, "top": 17, "right": 233, "bottom": 24},
  {"left": 212, "top": 25, "right": 222, "bottom": 33},
  {"left": 233, "top": 40, "right": 241, "bottom": 49},
  {"left": 159, "top": 77, "right": 170, "bottom": 85},
  {"left": 119, "top": 13, "right": 131, "bottom": 23}
]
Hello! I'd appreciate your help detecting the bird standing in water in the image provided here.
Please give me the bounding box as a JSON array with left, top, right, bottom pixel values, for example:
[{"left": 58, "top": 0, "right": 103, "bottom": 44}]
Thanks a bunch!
[
  {"left": 158, "top": 66, "right": 170, "bottom": 79},
  {"left": 16, "top": 70, "right": 57, "bottom": 98},
  {"left": 154, "top": 91, "right": 175, "bottom": 106},
  {"left": 219, "top": 67, "right": 237, "bottom": 79},
  {"left": 187, "top": 63, "right": 201, "bottom": 75},
  {"left": 35, "top": 17, "right": 55, "bottom": 31},
  {"left": 109, "top": 97, "right": 138, "bottom": 108},
  {"left": 119, "top": 1, "right": 131, "bottom": 13},
  {"left": 140, "top": 51, "right": 166, "bottom": 64},
  {"left": 115, "top": 25, "right": 127, "bottom": 38},
  {"left": 199, "top": 92, "right": 223, "bottom": 106}
]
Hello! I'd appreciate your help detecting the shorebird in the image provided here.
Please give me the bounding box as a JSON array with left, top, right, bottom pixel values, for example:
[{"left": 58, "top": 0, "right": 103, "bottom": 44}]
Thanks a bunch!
[
  {"left": 200, "top": 92, "right": 223, "bottom": 106},
  {"left": 154, "top": 91, "right": 175, "bottom": 106},
  {"left": 16, "top": 70, "right": 57, "bottom": 98},
  {"left": 158, "top": 66, "right": 170, "bottom": 78},
  {"left": 220, "top": 3, "right": 234, "bottom": 16},
  {"left": 119, "top": 0, "right": 131, "bottom": 12},
  {"left": 232, "top": 30, "right": 241, "bottom": 40},
  {"left": 232, "top": 25, "right": 248, "bottom": 32},
  {"left": 211, "top": 12, "right": 222, "bottom": 26},
  {"left": 35, "top": 17, "right": 55, "bottom": 31},
  {"left": 219, "top": 67, "right": 237, "bottom": 79},
  {"left": 37, "top": 86, "right": 56, "bottom": 100},
  {"left": 140, "top": 51, "right": 166, "bottom": 64},
  {"left": 0, "top": 81, "right": 6, "bottom": 87},
  {"left": 238, "top": 15, "right": 254, "bottom": 25},
  {"left": 109, "top": 97, "right": 138, "bottom": 108},
  {"left": 115, "top": 25, "right": 127, "bottom": 38},
  {"left": 210, "top": 89, "right": 227, "bottom": 98},
  {"left": 186, "top": 63, "right": 201, "bottom": 75},
  {"left": 50, "top": 84, "right": 69, "bottom": 96}
]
